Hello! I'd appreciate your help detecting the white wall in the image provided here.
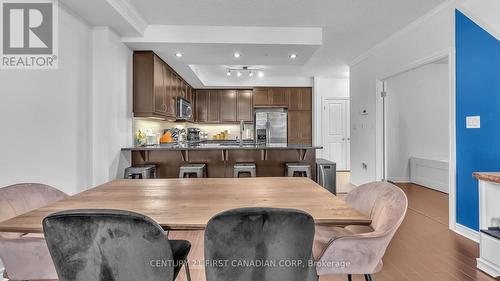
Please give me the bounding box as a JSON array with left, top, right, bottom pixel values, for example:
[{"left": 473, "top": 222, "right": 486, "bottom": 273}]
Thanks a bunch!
[
  {"left": 349, "top": 0, "right": 500, "bottom": 186},
  {"left": 386, "top": 63, "right": 449, "bottom": 181},
  {"left": 313, "top": 77, "right": 349, "bottom": 158},
  {"left": 349, "top": 1, "right": 455, "bottom": 186},
  {"left": 0, "top": 8, "right": 133, "bottom": 195},
  {"left": 91, "top": 28, "right": 133, "bottom": 185},
  {"left": 0, "top": 7, "right": 93, "bottom": 195}
]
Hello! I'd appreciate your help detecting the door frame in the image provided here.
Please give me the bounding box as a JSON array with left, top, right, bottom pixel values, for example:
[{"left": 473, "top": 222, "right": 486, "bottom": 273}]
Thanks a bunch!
[
  {"left": 321, "top": 97, "right": 350, "bottom": 170},
  {"left": 374, "top": 48, "right": 456, "bottom": 230}
]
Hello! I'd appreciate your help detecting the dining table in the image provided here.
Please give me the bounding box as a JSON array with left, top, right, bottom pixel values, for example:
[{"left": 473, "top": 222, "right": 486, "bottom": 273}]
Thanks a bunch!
[{"left": 0, "top": 177, "right": 371, "bottom": 233}]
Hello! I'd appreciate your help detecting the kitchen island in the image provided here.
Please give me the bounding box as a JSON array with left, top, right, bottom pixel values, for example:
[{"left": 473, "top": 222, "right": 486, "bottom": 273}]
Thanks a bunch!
[{"left": 122, "top": 142, "right": 322, "bottom": 180}]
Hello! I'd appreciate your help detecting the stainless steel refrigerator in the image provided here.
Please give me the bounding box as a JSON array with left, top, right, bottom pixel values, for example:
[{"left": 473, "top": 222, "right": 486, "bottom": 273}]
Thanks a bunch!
[{"left": 255, "top": 108, "right": 287, "bottom": 146}]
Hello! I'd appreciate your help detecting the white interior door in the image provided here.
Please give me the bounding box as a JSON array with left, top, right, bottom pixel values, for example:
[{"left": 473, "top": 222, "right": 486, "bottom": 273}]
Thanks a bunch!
[{"left": 322, "top": 99, "right": 350, "bottom": 170}]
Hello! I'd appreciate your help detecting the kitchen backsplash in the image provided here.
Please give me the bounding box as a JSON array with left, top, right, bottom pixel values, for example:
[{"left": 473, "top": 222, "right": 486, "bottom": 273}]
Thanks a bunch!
[{"left": 133, "top": 118, "right": 254, "bottom": 141}]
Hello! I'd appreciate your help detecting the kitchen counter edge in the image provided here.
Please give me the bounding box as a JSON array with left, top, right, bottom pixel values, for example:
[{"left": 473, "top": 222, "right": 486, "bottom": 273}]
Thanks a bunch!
[{"left": 122, "top": 145, "right": 323, "bottom": 151}]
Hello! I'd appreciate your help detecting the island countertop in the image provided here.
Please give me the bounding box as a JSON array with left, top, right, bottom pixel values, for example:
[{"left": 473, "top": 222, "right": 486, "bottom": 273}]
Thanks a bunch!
[
  {"left": 122, "top": 143, "right": 323, "bottom": 151},
  {"left": 473, "top": 172, "right": 500, "bottom": 184}
]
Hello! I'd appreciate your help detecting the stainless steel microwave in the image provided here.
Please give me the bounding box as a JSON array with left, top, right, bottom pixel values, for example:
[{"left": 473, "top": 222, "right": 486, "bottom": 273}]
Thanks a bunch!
[{"left": 176, "top": 97, "right": 192, "bottom": 120}]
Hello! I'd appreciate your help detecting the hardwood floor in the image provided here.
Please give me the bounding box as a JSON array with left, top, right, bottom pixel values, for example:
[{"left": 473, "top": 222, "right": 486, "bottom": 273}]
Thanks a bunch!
[{"left": 170, "top": 182, "right": 497, "bottom": 281}]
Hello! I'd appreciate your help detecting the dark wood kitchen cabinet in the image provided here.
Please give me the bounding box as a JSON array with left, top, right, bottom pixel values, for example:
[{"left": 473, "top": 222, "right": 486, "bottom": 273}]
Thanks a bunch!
[
  {"left": 133, "top": 51, "right": 193, "bottom": 120},
  {"left": 195, "top": 90, "right": 208, "bottom": 122},
  {"left": 288, "top": 87, "right": 312, "bottom": 110},
  {"left": 253, "top": 87, "right": 306, "bottom": 107},
  {"left": 220, "top": 90, "right": 237, "bottom": 122},
  {"left": 269, "top": 88, "right": 287, "bottom": 106},
  {"left": 253, "top": 88, "right": 270, "bottom": 106},
  {"left": 237, "top": 90, "right": 253, "bottom": 122},
  {"left": 134, "top": 51, "right": 174, "bottom": 119},
  {"left": 288, "top": 110, "right": 312, "bottom": 145},
  {"left": 207, "top": 90, "right": 220, "bottom": 123},
  {"left": 254, "top": 87, "right": 287, "bottom": 106},
  {"left": 195, "top": 89, "right": 253, "bottom": 123}
]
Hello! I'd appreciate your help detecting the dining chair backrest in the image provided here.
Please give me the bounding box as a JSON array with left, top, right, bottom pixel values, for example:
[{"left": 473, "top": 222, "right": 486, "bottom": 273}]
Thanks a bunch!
[
  {"left": 204, "top": 207, "right": 318, "bottom": 281},
  {"left": 345, "top": 181, "right": 407, "bottom": 234},
  {"left": 316, "top": 181, "right": 408, "bottom": 276},
  {"left": 0, "top": 183, "right": 67, "bottom": 225},
  {"left": 43, "top": 209, "right": 176, "bottom": 281}
]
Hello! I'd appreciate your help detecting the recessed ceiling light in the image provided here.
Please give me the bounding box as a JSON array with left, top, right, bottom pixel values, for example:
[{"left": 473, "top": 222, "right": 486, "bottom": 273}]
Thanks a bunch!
[
  {"left": 175, "top": 52, "right": 182, "bottom": 58},
  {"left": 258, "top": 71, "right": 264, "bottom": 78},
  {"left": 249, "top": 71, "right": 254, "bottom": 77},
  {"left": 234, "top": 52, "right": 241, "bottom": 58},
  {"left": 237, "top": 71, "right": 242, "bottom": 77},
  {"left": 226, "top": 69, "right": 231, "bottom": 76},
  {"left": 289, "top": 53, "right": 297, "bottom": 59}
]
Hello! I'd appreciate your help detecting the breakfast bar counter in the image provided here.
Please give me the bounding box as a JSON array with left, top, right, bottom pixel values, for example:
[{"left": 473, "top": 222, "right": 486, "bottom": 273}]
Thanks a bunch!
[{"left": 122, "top": 143, "right": 322, "bottom": 179}]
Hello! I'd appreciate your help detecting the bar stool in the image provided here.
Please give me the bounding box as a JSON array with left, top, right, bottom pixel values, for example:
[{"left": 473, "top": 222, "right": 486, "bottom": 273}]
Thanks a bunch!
[
  {"left": 233, "top": 163, "right": 257, "bottom": 178},
  {"left": 179, "top": 163, "right": 207, "bottom": 178},
  {"left": 124, "top": 165, "right": 157, "bottom": 179},
  {"left": 286, "top": 163, "right": 311, "bottom": 178}
]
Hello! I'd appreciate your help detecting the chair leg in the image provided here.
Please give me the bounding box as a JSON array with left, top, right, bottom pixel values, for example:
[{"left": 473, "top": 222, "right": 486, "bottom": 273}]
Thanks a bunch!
[
  {"left": 347, "top": 274, "right": 352, "bottom": 281},
  {"left": 364, "top": 274, "right": 373, "bottom": 281},
  {"left": 184, "top": 259, "right": 192, "bottom": 281}
]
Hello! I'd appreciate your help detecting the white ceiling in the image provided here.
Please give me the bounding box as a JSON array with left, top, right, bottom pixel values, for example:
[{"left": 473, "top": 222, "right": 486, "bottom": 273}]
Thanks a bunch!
[{"left": 64, "top": 0, "right": 448, "bottom": 88}]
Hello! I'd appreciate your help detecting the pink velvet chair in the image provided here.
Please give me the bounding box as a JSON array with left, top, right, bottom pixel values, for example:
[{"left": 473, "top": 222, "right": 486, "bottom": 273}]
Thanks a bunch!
[
  {"left": 313, "top": 181, "right": 408, "bottom": 281},
  {"left": 0, "top": 183, "right": 68, "bottom": 281}
]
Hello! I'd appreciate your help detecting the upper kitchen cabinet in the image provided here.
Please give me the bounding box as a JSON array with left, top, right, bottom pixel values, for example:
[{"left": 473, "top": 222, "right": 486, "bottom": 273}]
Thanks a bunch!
[
  {"left": 253, "top": 87, "right": 311, "bottom": 107},
  {"left": 195, "top": 90, "right": 208, "bottom": 123},
  {"left": 133, "top": 51, "right": 194, "bottom": 120},
  {"left": 254, "top": 87, "right": 287, "bottom": 106},
  {"left": 207, "top": 90, "right": 220, "bottom": 123},
  {"left": 133, "top": 51, "right": 173, "bottom": 119},
  {"left": 288, "top": 87, "right": 312, "bottom": 110},
  {"left": 269, "top": 88, "right": 287, "bottom": 106},
  {"left": 195, "top": 89, "right": 253, "bottom": 123},
  {"left": 237, "top": 90, "right": 253, "bottom": 122},
  {"left": 220, "top": 90, "right": 237, "bottom": 122}
]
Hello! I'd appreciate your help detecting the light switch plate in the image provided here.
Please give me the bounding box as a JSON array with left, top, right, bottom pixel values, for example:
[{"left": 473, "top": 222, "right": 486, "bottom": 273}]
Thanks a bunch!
[{"left": 466, "top": 116, "right": 480, "bottom": 129}]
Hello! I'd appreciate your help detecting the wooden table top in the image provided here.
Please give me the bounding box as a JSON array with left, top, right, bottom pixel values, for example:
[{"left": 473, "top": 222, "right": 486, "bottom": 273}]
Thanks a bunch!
[{"left": 0, "top": 177, "right": 371, "bottom": 233}]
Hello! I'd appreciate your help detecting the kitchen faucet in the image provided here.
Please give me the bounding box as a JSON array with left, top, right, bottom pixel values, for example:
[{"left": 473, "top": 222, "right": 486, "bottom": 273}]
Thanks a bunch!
[{"left": 239, "top": 120, "right": 244, "bottom": 145}]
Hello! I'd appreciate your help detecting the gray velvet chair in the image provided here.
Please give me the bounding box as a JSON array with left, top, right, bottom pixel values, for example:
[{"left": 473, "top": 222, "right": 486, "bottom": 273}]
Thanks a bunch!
[
  {"left": 42, "top": 209, "right": 191, "bottom": 281},
  {"left": 314, "top": 181, "right": 408, "bottom": 281},
  {"left": 0, "top": 183, "right": 68, "bottom": 281},
  {"left": 205, "top": 207, "right": 318, "bottom": 281}
]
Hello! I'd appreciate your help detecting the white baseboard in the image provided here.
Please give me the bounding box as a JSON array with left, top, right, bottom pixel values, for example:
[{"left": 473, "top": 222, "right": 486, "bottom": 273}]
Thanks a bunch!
[
  {"left": 477, "top": 258, "right": 500, "bottom": 277},
  {"left": 454, "top": 223, "right": 480, "bottom": 243}
]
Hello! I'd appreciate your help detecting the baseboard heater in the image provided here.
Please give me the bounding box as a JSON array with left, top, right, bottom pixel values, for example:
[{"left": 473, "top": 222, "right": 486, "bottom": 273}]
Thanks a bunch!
[{"left": 409, "top": 157, "right": 449, "bottom": 193}]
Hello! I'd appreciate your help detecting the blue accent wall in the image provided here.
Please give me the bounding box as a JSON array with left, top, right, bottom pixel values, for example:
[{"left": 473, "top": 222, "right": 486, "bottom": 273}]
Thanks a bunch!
[{"left": 456, "top": 10, "right": 500, "bottom": 230}]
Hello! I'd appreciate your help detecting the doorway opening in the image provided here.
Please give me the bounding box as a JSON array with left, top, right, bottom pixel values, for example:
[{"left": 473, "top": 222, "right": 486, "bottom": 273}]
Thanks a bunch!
[{"left": 379, "top": 55, "right": 452, "bottom": 225}]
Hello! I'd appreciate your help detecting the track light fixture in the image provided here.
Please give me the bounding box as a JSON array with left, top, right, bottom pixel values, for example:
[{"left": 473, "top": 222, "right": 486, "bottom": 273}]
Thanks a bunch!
[{"left": 225, "top": 66, "right": 263, "bottom": 78}]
